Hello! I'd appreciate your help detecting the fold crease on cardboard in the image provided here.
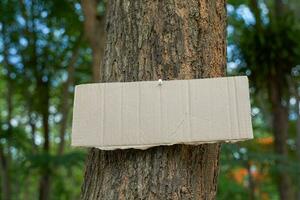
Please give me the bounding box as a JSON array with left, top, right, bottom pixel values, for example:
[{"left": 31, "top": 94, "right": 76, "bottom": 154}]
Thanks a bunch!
[{"left": 71, "top": 76, "right": 253, "bottom": 150}]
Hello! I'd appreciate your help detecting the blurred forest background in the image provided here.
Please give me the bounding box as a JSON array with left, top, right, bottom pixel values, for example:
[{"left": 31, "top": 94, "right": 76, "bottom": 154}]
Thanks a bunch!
[{"left": 0, "top": 0, "right": 300, "bottom": 199}]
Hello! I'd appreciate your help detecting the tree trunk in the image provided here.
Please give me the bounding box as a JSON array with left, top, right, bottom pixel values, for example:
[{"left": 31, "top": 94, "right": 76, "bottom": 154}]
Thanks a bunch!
[
  {"left": 0, "top": 21, "right": 13, "bottom": 200},
  {"left": 0, "top": 146, "right": 10, "bottom": 200},
  {"left": 246, "top": 161, "right": 255, "bottom": 200},
  {"left": 38, "top": 80, "right": 51, "bottom": 200},
  {"left": 296, "top": 98, "right": 300, "bottom": 200},
  {"left": 81, "top": 0, "right": 226, "bottom": 199},
  {"left": 81, "top": 0, "right": 106, "bottom": 82},
  {"left": 288, "top": 78, "right": 300, "bottom": 167},
  {"left": 290, "top": 80, "right": 300, "bottom": 200},
  {"left": 268, "top": 1, "right": 293, "bottom": 199},
  {"left": 269, "top": 77, "right": 292, "bottom": 200}
]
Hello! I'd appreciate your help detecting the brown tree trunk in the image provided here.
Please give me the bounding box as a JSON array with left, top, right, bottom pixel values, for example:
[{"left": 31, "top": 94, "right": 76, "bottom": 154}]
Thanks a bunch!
[
  {"left": 269, "top": 77, "right": 292, "bottom": 200},
  {"left": 81, "top": 0, "right": 106, "bottom": 82},
  {"left": 38, "top": 79, "right": 51, "bottom": 200},
  {"left": 0, "top": 146, "right": 10, "bottom": 200},
  {"left": 296, "top": 97, "right": 300, "bottom": 200},
  {"left": 265, "top": 1, "right": 293, "bottom": 199},
  {"left": 246, "top": 161, "right": 256, "bottom": 200},
  {"left": 81, "top": 0, "right": 226, "bottom": 199},
  {"left": 289, "top": 79, "right": 300, "bottom": 200},
  {"left": 0, "top": 21, "right": 13, "bottom": 200},
  {"left": 275, "top": 0, "right": 285, "bottom": 18}
]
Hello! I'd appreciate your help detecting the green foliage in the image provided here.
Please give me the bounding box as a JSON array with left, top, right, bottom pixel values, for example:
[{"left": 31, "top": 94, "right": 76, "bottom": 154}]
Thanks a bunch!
[
  {"left": 0, "top": 0, "right": 92, "bottom": 199},
  {"left": 221, "top": 1, "right": 300, "bottom": 199},
  {"left": 237, "top": 13, "right": 300, "bottom": 92},
  {"left": 217, "top": 171, "right": 249, "bottom": 200},
  {"left": 24, "top": 151, "right": 86, "bottom": 171}
]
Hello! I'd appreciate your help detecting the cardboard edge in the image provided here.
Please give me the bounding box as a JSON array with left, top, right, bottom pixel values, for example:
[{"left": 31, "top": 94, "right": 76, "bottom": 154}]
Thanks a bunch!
[{"left": 72, "top": 136, "right": 254, "bottom": 151}]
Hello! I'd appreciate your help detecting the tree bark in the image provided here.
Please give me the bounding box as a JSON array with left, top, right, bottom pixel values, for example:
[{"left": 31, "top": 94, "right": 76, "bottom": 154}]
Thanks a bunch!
[{"left": 81, "top": 0, "right": 226, "bottom": 199}]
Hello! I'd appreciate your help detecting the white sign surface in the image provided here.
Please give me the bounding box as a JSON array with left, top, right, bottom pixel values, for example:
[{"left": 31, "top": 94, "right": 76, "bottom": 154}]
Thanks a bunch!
[{"left": 72, "top": 76, "right": 253, "bottom": 150}]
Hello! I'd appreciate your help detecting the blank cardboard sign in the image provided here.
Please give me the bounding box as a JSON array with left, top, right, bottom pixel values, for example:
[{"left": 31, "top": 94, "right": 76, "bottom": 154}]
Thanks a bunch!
[{"left": 71, "top": 76, "right": 253, "bottom": 150}]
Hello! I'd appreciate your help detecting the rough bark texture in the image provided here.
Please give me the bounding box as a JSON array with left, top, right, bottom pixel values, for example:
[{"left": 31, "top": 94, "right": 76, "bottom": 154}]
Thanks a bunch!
[{"left": 81, "top": 0, "right": 226, "bottom": 199}]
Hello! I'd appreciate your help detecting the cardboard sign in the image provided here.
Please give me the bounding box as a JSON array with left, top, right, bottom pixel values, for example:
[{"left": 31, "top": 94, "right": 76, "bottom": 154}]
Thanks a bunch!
[{"left": 71, "top": 76, "right": 253, "bottom": 150}]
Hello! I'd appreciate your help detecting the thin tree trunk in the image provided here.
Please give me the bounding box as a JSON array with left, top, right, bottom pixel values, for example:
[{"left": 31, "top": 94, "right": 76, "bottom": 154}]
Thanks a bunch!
[
  {"left": 296, "top": 97, "right": 300, "bottom": 200},
  {"left": 249, "top": 0, "right": 262, "bottom": 31},
  {"left": 0, "top": 21, "right": 13, "bottom": 200},
  {"left": 27, "top": 107, "right": 37, "bottom": 151},
  {"left": 246, "top": 161, "right": 255, "bottom": 200},
  {"left": 39, "top": 173, "right": 50, "bottom": 200},
  {"left": 296, "top": 100, "right": 300, "bottom": 169},
  {"left": 38, "top": 108, "right": 51, "bottom": 200},
  {"left": 0, "top": 80, "right": 12, "bottom": 200},
  {"left": 38, "top": 79, "right": 51, "bottom": 200},
  {"left": 289, "top": 78, "right": 300, "bottom": 200},
  {"left": 0, "top": 145, "right": 10, "bottom": 200},
  {"left": 81, "top": 0, "right": 226, "bottom": 199},
  {"left": 269, "top": 77, "right": 292, "bottom": 200},
  {"left": 275, "top": 0, "right": 285, "bottom": 18},
  {"left": 270, "top": 1, "right": 293, "bottom": 199},
  {"left": 19, "top": 0, "right": 38, "bottom": 152},
  {"left": 81, "top": 0, "right": 106, "bottom": 82}
]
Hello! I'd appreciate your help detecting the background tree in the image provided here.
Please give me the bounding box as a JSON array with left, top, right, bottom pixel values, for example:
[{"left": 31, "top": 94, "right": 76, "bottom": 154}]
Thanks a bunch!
[
  {"left": 223, "top": 0, "right": 300, "bottom": 199},
  {"left": 0, "top": 0, "right": 91, "bottom": 199},
  {"left": 81, "top": 0, "right": 106, "bottom": 82}
]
